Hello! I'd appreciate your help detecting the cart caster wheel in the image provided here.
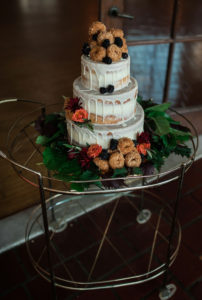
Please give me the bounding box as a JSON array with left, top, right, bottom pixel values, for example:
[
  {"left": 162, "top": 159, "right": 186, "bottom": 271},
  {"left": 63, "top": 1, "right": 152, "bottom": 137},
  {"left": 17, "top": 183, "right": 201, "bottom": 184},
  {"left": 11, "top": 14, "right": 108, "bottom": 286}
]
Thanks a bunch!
[
  {"left": 136, "top": 209, "right": 151, "bottom": 224},
  {"left": 49, "top": 221, "right": 68, "bottom": 233},
  {"left": 159, "top": 284, "right": 177, "bottom": 300}
]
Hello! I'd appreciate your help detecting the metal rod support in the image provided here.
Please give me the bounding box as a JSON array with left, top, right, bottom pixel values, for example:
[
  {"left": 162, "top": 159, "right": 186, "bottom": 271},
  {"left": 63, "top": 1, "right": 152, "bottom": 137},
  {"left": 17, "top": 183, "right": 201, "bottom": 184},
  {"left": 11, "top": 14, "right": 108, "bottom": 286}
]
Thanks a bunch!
[
  {"left": 162, "top": 163, "right": 186, "bottom": 288},
  {"left": 37, "top": 174, "right": 57, "bottom": 300}
]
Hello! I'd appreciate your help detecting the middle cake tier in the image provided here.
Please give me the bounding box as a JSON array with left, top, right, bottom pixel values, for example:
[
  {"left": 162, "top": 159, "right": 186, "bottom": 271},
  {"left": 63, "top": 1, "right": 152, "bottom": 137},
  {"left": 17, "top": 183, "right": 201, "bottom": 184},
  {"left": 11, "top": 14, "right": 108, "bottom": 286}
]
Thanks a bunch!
[
  {"left": 66, "top": 102, "right": 144, "bottom": 148},
  {"left": 73, "top": 76, "right": 138, "bottom": 125}
]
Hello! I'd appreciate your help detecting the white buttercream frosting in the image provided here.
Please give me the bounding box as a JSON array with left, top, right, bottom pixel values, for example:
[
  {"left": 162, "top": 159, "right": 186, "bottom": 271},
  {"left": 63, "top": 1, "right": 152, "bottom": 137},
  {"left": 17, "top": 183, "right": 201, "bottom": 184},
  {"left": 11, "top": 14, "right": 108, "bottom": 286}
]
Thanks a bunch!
[
  {"left": 66, "top": 103, "right": 144, "bottom": 148},
  {"left": 73, "top": 76, "right": 138, "bottom": 124},
  {"left": 81, "top": 55, "right": 130, "bottom": 91}
]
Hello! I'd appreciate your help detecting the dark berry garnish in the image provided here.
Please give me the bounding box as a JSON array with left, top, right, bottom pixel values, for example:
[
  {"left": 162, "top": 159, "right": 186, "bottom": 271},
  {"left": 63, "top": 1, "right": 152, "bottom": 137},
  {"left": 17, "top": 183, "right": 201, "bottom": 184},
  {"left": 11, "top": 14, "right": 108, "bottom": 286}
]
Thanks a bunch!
[
  {"left": 82, "top": 42, "right": 89, "bottom": 49},
  {"left": 102, "top": 39, "right": 110, "bottom": 49},
  {"left": 133, "top": 139, "right": 138, "bottom": 146},
  {"left": 110, "top": 139, "right": 118, "bottom": 150},
  {"left": 82, "top": 47, "right": 90, "bottom": 55},
  {"left": 107, "top": 85, "right": 114, "bottom": 93},
  {"left": 82, "top": 43, "right": 90, "bottom": 56},
  {"left": 92, "top": 33, "right": 98, "bottom": 41},
  {"left": 122, "top": 52, "right": 128, "bottom": 59},
  {"left": 99, "top": 149, "right": 110, "bottom": 160},
  {"left": 114, "top": 37, "right": 123, "bottom": 47},
  {"left": 102, "top": 56, "right": 112, "bottom": 64},
  {"left": 100, "top": 87, "right": 107, "bottom": 94}
]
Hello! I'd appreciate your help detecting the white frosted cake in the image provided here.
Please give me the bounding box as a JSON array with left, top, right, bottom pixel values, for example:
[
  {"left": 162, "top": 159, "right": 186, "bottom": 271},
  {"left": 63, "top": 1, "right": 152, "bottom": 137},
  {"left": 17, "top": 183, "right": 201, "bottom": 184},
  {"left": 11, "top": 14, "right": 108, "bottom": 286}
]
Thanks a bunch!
[{"left": 64, "top": 22, "right": 144, "bottom": 149}]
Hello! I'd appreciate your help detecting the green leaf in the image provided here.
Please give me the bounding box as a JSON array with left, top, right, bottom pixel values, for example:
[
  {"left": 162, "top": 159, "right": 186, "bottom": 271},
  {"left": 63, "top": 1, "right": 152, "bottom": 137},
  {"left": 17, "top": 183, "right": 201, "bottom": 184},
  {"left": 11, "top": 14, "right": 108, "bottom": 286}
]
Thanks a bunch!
[
  {"left": 57, "top": 121, "right": 67, "bottom": 135},
  {"left": 44, "top": 114, "right": 58, "bottom": 124},
  {"left": 171, "top": 128, "right": 191, "bottom": 140},
  {"left": 145, "top": 102, "right": 171, "bottom": 113},
  {"left": 43, "top": 147, "right": 67, "bottom": 170},
  {"left": 132, "top": 167, "right": 142, "bottom": 175},
  {"left": 58, "top": 159, "right": 81, "bottom": 174},
  {"left": 112, "top": 167, "right": 128, "bottom": 178},
  {"left": 70, "top": 182, "right": 87, "bottom": 192},
  {"left": 36, "top": 135, "right": 49, "bottom": 146},
  {"left": 150, "top": 116, "right": 171, "bottom": 136},
  {"left": 173, "top": 144, "right": 191, "bottom": 157}
]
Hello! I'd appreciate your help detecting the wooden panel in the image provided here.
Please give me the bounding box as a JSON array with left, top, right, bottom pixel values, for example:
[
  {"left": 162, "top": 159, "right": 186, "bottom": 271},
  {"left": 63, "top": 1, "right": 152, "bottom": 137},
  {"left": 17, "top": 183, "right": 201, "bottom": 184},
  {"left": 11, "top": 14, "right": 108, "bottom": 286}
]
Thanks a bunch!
[
  {"left": 0, "top": 0, "right": 99, "bottom": 218},
  {"left": 0, "top": 0, "right": 99, "bottom": 103},
  {"left": 101, "top": 0, "right": 173, "bottom": 40},
  {"left": 176, "top": 0, "right": 202, "bottom": 37}
]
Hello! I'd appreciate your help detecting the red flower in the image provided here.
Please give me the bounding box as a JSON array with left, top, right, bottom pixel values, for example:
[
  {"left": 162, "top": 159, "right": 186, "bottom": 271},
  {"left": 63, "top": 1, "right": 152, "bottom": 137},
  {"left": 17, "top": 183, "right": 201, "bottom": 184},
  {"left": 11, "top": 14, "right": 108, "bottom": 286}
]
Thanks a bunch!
[
  {"left": 137, "top": 132, "right": 150, "bottom": 144},
  {"left": 67, "top": 149, "right": 78, "bottom": 160},
  {"left": 137, "top": 143, "right": 151, "bottom": 156},
  {"left": 72, "top": 108, "right": 88, "bottom": 123},
  {"left": 87, "top": 144, "right": 102, "bottom": 158},
  {"left": 65, "top": 97, "right": 82, "bottom": 113},
  {"left": 78, "top": 147, "right": 92, "bottom": 169}
]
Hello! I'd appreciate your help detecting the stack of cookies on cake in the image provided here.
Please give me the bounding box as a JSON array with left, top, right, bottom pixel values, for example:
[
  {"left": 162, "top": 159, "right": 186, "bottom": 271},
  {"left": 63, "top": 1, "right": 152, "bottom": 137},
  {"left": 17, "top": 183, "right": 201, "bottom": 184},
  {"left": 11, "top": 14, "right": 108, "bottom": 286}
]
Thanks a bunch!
[{"left": 64, "top": 21, "right": 145, "bottom": 172}]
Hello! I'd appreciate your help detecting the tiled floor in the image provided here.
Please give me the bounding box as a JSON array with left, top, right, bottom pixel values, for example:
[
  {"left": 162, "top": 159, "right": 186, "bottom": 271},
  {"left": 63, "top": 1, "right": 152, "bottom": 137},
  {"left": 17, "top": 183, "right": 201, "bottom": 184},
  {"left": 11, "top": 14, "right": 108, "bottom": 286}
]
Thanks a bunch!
[{"left": 1, "top": 160, "right": 202, "bottom": 300}]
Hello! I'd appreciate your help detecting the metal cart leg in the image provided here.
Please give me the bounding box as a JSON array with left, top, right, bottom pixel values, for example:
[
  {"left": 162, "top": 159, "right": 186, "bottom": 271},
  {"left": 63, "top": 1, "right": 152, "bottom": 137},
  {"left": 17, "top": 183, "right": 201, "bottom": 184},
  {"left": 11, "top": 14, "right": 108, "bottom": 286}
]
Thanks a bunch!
[
  {"left": 136, "top": 177, "right": 151, "bottom": 224},
  {"left": 159, "top": 163, "right": 186, "bottom": 300},
  {"left": 37, "top": 173, "right": 57, "bottom": 300}
]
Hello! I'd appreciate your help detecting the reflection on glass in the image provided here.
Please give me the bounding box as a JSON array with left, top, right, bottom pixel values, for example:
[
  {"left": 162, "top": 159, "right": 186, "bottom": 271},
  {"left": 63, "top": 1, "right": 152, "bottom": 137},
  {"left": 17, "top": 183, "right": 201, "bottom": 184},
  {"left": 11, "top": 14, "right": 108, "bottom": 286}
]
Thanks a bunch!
[
  {"left": 129, "top": 44, "right": 168, "bottom": 103},
  {"left": 169, "top": 42, "right": 202, "bottom": 107}
]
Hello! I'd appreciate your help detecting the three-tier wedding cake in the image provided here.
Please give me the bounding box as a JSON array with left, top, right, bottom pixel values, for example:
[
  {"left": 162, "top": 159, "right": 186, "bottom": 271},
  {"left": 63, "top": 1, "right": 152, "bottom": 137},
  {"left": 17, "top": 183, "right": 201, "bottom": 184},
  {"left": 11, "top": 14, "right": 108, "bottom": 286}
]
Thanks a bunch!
[{"left": 64, "top": 21, "right": 144, "bottom": 149}]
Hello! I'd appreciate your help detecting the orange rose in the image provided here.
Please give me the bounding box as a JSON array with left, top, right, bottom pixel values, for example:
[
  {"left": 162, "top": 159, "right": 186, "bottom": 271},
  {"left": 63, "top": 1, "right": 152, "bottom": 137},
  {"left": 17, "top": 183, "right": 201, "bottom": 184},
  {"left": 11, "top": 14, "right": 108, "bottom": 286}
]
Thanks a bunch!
[
  {"left": 136, "top": 143, "right": 151, "bottom": 156},
  {"left": 72, "top": 108, "right": 88, "bottom": 123},
  {"left": 87, "top": 144, "right": 102, "bottom": 158}
]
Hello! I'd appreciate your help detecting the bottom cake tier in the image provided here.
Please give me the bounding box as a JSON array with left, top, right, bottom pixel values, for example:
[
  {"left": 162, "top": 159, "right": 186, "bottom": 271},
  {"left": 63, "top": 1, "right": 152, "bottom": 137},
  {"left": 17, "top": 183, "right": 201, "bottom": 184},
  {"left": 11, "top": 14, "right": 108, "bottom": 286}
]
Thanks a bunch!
[{"left": 66, "top": 102, "right": 144, "bottom": 148}]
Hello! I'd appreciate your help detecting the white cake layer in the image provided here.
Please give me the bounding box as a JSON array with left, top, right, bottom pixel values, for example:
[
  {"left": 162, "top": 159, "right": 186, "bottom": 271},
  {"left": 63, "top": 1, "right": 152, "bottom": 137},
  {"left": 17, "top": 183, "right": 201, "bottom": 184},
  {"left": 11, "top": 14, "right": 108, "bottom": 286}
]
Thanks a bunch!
[
  {"left": 73, "top": 76, "right": 138, "bottom": 125},
  {"left": 81, "top": 55, "right": 130, "bottom": 92},
  {"left": 67, "top": 103, "right": 144, "bottom": 148}
]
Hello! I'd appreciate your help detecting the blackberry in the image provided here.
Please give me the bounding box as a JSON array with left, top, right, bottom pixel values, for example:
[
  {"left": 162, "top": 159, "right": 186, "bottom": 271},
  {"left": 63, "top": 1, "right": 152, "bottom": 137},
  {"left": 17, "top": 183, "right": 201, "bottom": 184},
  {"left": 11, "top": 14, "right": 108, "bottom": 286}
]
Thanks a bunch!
[
  {"left": 114, "top": 37, "right": 123, "bottom": 47},
  {"left": 82, "top": 43, "right": 90, "bottom": 56},
  {"left": 100, "top": 87, "right": 107, "bottom": 94},
  {"left": 102, "top": 56, "right": 112, "bottom": 64},
  {"left": 110, "top": 139, "right": 118, "bottom": 150},
  {"left": 107, "top": 85, "right": 114, "bottom": 93},
  {"left": 133, "top": 139, "right": 138, "bottom": 146},
  {"left": 102, "top": 39, "right": 110, "bottom": 49},
  {"left": 82, "top": 42, "right": 89, "bottom": 49},
  {"left": 92, "top": 33, "right": 98, "bottom": 41},
  {"left": 82, "top": 47, "right": 90, "bottom": 56},
  {"left": 99, "top": 149, "right": 110, "bottom": 160},
  {"left": 122, "top": 52, "right": 128, "bottom": 59}
]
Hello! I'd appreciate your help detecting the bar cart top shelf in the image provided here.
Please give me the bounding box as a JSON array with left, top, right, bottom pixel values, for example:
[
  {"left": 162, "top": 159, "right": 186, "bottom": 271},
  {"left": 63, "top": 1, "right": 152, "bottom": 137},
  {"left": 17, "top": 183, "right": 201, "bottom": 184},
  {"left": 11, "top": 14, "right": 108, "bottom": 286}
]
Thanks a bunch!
[{"left": 0, "top": 98, "right": 198, "bottom": 195}]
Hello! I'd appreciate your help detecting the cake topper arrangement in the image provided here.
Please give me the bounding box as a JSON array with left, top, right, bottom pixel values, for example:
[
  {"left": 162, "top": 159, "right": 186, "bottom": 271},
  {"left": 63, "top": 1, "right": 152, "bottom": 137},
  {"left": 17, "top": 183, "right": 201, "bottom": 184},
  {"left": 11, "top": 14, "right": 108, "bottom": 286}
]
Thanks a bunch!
[
  {"left": 34, "top": 21, "right": 192, "bottom": 191},
  {"left": 82, "top": 21, "right": 128, "bottom": 64}
]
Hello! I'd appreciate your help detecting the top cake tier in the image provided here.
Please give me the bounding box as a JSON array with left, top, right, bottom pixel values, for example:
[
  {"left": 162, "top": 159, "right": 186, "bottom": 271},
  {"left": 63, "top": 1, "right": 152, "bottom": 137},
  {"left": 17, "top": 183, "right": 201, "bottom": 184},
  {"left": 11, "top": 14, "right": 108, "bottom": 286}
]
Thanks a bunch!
[{"left": 81, "top": 55, "right": 130, "bottom": 92}]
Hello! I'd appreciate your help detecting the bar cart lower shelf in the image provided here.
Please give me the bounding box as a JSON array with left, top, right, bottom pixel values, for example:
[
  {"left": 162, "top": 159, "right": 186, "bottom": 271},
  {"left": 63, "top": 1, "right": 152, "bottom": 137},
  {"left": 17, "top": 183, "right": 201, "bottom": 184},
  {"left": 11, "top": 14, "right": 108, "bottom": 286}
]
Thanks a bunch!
[{"left": 26, "top": 190, "right": 181, "bottom": 293}]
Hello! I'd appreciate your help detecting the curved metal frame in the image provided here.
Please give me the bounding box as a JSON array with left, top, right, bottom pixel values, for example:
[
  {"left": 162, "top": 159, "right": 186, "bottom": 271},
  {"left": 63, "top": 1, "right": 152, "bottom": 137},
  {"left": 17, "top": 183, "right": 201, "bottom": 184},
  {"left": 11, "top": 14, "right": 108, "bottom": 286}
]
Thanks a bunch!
[
  {"left": 0, "top": 98, "right": 198, "bottom": 298},
  {"left": 25, "top": 191, "right": 182, "bottom": 290}
]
